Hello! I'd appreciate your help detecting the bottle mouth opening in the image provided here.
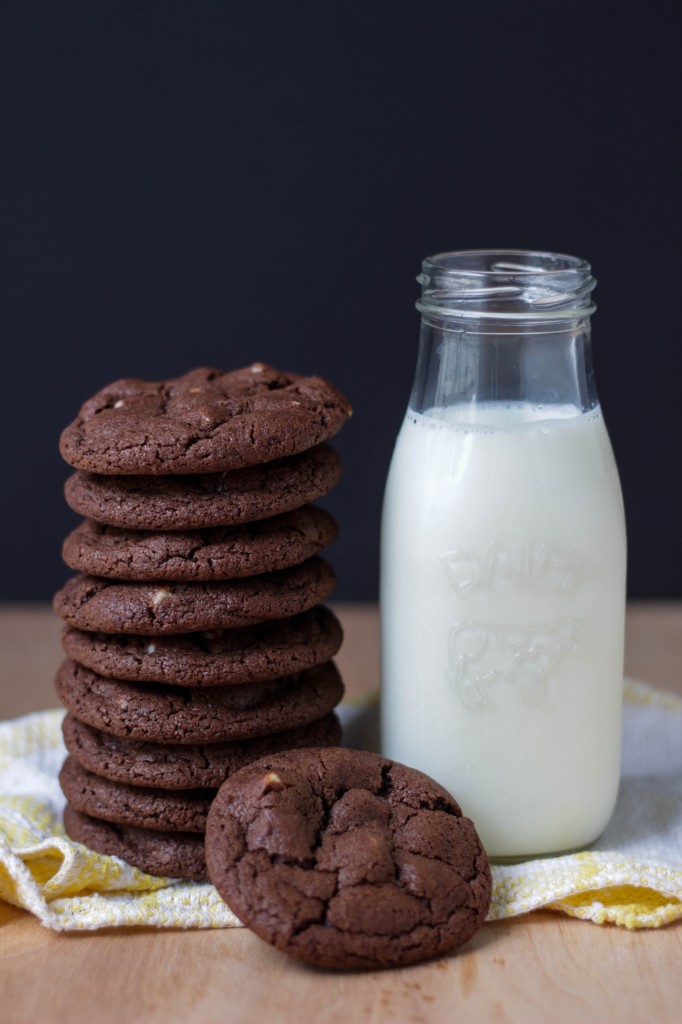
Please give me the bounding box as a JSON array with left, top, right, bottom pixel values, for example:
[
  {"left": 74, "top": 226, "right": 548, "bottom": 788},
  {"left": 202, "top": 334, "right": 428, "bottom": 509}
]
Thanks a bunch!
[{"left": 417, "top": 249, "right": 596, "bottom": 322}]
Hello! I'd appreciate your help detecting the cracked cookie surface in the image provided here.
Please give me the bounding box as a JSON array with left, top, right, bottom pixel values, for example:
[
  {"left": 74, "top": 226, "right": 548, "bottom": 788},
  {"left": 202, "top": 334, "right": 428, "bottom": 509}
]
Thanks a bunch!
[
  {"left": 62, "top": 712, "right": 342, "bottom": 790},
  {"left": 64, "top": 444, "right": 343, "bottom": 530},
  {"left": 205, "top": 748, "right": 492, "bottom": 969},
  {"left": 62, "top": 606, "right": 343, "bottom": 686},
  {"left": 60, "top": 365, "right": 352, "bottom": 475},
  {"left": 53, "top": 557, "right": 335, "bottom": 635},
  {"left": 56, "top": 659, "right": 344, "bottom": 744},
  {"left": 63, "top": 804, "right": 208, "bottom": 880}
]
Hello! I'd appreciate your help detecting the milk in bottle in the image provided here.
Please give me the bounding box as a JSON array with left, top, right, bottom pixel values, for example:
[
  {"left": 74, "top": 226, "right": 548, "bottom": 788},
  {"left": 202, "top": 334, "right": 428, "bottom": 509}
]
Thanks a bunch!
[{"left": 380, "top": 252, "right": 626, "bottom": 859}]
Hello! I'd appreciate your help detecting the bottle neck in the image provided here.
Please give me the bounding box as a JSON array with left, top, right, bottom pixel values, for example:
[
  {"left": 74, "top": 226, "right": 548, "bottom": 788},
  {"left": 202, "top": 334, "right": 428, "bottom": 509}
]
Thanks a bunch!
[
  {"left": 409, "top": 314, "right": 598, "bottom": 415},
  {"left": 410, "top": 250, "right": 598, "bottom": 416}
]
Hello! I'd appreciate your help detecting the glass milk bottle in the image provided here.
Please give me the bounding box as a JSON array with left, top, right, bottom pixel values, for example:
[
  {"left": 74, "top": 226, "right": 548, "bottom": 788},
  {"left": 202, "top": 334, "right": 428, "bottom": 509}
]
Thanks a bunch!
[{"left": 380, "top": 250, "right": 626, "bottom": 859}]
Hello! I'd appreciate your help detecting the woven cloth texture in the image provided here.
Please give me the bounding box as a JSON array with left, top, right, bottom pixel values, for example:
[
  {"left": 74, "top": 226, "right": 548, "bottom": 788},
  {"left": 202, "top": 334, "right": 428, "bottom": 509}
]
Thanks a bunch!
[{"left": 0, "top": 680, "right": 680, "bottom": 931}]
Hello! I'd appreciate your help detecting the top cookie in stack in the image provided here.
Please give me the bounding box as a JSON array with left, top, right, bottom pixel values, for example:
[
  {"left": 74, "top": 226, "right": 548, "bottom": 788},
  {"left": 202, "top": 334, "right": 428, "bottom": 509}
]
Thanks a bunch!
[
  {"left": 59, "top": 363, "right": 351, "bottom": 475},
  {"left": 53, "top": 364, "right": 352, "bottom": 880}
]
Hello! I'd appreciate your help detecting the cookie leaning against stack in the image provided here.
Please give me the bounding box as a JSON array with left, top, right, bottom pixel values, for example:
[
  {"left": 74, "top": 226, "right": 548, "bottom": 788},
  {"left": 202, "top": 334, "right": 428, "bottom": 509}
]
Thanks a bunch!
[{"left": 54, "top": 364, "right": 352, "bottom": 880}]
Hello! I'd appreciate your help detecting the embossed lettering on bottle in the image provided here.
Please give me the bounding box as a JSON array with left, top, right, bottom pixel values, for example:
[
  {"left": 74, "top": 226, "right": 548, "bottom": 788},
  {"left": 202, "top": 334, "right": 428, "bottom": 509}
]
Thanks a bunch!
[{"left": 439, "top": 540, "right": 584, "bottom": 710}]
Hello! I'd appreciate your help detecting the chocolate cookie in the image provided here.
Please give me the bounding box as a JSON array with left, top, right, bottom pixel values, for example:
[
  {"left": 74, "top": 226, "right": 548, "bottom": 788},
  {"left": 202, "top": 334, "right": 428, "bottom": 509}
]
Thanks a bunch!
[
  {"left": 56, "top": 660, "right": 344, "bottom": 744},
  {"left": 205, "top": 748, "right": 492, "bottom": 969},
  {"left": 63, "top": 803, "right": 207, "bottom": 880},
  {"left": 62, "top": 507, "right": 338, "bottom": 581},
  {"left": 62, "top": 606, "right": 343, "bottom": 687},
  {"left": 53, "top": 558, "right": 335, "bottom": 635},
  {"left": 62, "top": 712, "right": 342, "bottom": 790},
  {"left": 64, "top": 444, "right": 343, "bottom": 531},
  {"left": 60, "top": 756, "right": 213, "bottom": 832},
  {"left": 60, "top": 365, "right": 352, "bottom": 475}
]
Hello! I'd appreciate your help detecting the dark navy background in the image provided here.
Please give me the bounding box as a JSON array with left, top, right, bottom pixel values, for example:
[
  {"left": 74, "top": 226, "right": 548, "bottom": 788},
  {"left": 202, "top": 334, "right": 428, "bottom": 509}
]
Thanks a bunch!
[{"left": 2, "top": 1, "right": 680, "bottom": 600}]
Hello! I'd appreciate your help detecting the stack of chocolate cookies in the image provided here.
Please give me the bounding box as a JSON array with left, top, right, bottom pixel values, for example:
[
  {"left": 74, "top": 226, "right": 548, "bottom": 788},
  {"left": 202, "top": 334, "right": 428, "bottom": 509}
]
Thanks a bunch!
[{"left": 53, "top": 365, "right": 352, "bottom": 880}]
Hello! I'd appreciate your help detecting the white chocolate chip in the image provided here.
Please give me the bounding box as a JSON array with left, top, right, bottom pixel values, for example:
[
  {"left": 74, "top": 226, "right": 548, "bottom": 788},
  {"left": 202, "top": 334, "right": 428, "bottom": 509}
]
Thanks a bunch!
[
  {"left": 291, "top": 400, "right": 301, "bottom": 406},
  {"left": 119, "top": 700, "right": 129, "bottom": 712},
  {"left": 145, "top": 643, "right": 156, "bottom": 654},
  {"left": 251, "top": 363, "right": 266, "bottom": 373},
  {"left": 113, "top": 399, "right": 125, "bottom": 409},
  {"left": 151, "top": 589, "right": 171, "bottom": 607},
  {"left": 262, "top": 771, "right": 285, "bottom": 793}
]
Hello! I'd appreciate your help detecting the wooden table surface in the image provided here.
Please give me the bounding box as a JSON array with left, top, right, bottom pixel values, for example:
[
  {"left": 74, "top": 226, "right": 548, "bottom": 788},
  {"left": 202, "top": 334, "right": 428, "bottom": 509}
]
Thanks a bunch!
[{"left": 1, "top": 602, "right": 681, "bottom": 1024}]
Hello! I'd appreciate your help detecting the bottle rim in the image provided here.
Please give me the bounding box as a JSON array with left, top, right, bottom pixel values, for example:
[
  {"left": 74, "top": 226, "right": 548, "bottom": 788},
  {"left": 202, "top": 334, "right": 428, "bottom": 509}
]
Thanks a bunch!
[{"left": 416, "top": 249, "right": 597, "bottom": 322}]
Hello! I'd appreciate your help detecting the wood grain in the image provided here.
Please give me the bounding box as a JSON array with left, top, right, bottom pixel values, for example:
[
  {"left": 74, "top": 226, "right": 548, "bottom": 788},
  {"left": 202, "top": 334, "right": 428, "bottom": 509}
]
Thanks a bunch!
[{"left": 1, "top": 602, "right": 681, "bottom": 1023}]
